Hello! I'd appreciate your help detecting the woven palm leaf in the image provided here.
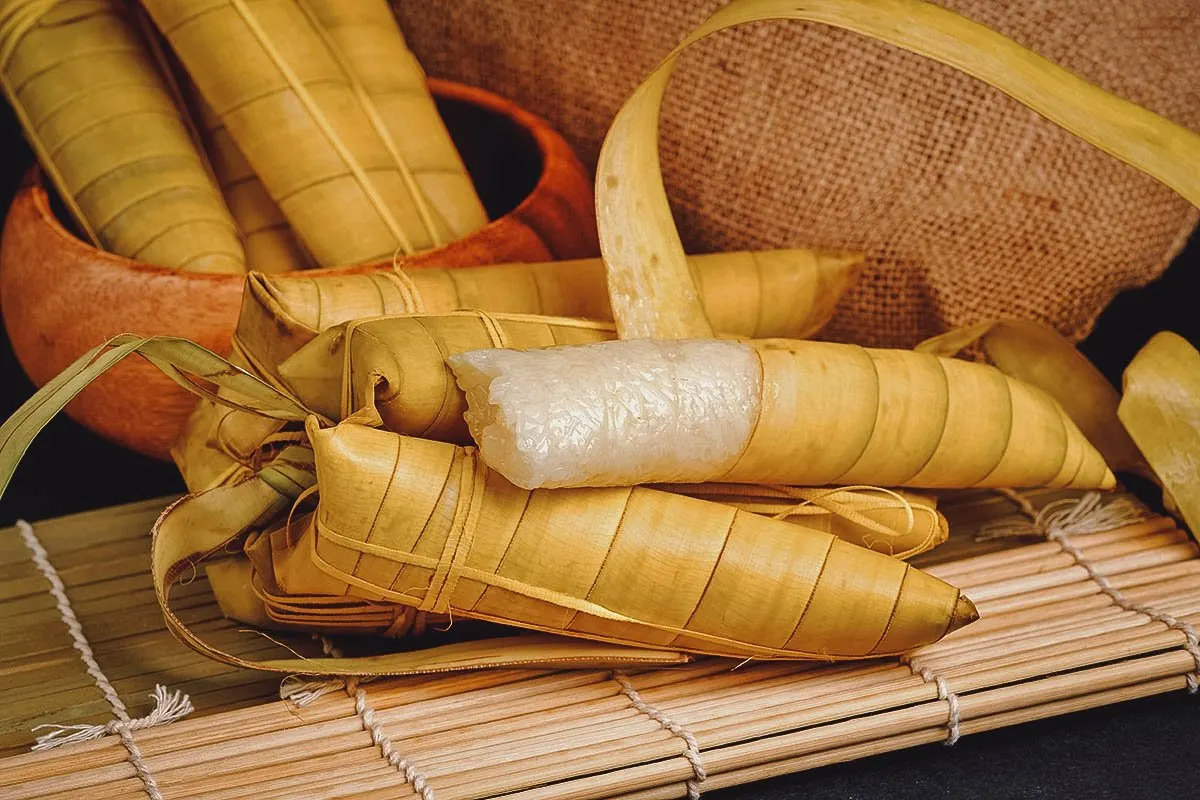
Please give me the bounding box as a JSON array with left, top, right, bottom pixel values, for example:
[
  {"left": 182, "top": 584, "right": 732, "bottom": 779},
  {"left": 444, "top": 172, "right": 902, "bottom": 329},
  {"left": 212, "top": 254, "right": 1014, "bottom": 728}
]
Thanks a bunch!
[
  {"left": 0, "top": 0, "right": 243, "bottom": 272},
  {"left": 173, "top": 248, "right": 861, "bottom": 490},
  {"left": 171, "top": 247, "right": 864, "bottom": 489},
  {"left": 150, "top": 457, "right": 690, "bottom": 675},
  {"left": 1119, "top": 332, "right": 1200, "bottom": 537},
  {"left": 918, "top": 320, "right": 1151, "bottom": 479},
  {"left": 277, "top": 419, "right": 975, "bottom": 660},
  {"left": 451, "top": 337, "right": 1115, "bottom": 490},
  {"left": 188, "top": 90, "right": 312, "bottom": 272},
  {"left": 665, "top": 484, "right": 947, "bottom": 560},
  {"left": 234, "top": 249, "right": 862, "bottom": 377},
  {"left": 279, "top": 312, "right": 614, "bottom": 439},
  {"left": 207, "top": 545, "right": 448, "bottom": 637},
  {"left": 140, "top": 0, "right": 466, "bottom": 265},
  {"left": 301, "top": 0, "right": 486, "bottom": 242},
  {"left": 176, "top": 312, "right": 947, "bottom": 557},
  {"left": 169, "top": 345, "right": 296, "bottom": 493}
]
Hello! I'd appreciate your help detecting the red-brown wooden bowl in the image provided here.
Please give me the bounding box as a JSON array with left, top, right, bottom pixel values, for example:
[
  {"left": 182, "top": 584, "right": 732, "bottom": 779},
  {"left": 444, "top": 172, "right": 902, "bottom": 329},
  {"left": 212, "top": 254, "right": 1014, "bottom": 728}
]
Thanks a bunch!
[{"left": 0, "top": 79, "right": 598, "bottom": 460}]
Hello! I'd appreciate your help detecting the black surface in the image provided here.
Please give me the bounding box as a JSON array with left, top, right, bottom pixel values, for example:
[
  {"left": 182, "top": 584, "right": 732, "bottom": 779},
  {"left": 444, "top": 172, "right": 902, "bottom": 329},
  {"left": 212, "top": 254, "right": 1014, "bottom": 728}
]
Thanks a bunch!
[{"left": 2, "top": 97, "right": 1199, "bottom": 797}]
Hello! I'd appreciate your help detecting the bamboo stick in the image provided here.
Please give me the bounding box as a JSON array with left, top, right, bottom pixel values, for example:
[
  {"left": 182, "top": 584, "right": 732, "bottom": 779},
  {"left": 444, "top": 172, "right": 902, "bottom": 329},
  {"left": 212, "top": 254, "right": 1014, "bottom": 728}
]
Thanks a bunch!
[
  {"left": 7, "top": 645, "right": 1192, "bottom": 798},
  {"left": 494, "top": 652, "right": 1195, "bottom": 800},
  {"left": 175, "top": 750, "right": 396, "bottom": 800},
  {"left": 414, "top": 600, "right": 1196, "bottom": 795},
  {"left": 613, "top": 675, "right": 1187, "bottom": 800},
  {"left": 924, "top": 517, "right": 1176, "bottom": 580},
  {"left": 977, "top": 547, "right": 1199, "bottom": 616},
  {"left": 0, "top": 506, "right": 1161, "bottom": 695},
  {"left": 0, "top": 514, "right": 161, "bottom": 563},
  {"left": 9, "top": 657, "right": 1180, "bottom": 800},
  {"left": 916, "top": 590, "right": 1195, "bottom": 663},
  {"left": 919, "top": 602, "right": 1198, "bottom": 674},
  {"left": 931, "top": 528, "right": 1187, "bottom": 586},
  {"left": 175, "top": 623, "right": 1190, "bottom": 800},
  {"left": 0, "top": 640, "right": 282, "bottom": 707},
  {"left": 915, "top": 563, "right": 1198, "bottom": 649},
  {"left": 0, "top": 674, "right": 465, "bottom": 783},
  {"left": 146, "top": 666, "right": 864, "bottom": 793}
]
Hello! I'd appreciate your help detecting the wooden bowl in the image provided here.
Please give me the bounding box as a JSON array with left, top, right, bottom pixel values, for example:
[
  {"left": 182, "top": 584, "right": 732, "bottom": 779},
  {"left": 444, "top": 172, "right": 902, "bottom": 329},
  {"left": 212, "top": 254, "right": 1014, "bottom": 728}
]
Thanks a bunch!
[{"left": 0, "top": 79, "right": 598, "bottom": 460}]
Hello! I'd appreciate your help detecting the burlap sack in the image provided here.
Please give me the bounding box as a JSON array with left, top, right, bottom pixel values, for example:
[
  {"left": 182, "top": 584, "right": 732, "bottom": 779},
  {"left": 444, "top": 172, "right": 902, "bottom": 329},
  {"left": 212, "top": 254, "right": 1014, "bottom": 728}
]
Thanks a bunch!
[{"left": 394, "top": 0, "right": 1200, "bottom": 347}]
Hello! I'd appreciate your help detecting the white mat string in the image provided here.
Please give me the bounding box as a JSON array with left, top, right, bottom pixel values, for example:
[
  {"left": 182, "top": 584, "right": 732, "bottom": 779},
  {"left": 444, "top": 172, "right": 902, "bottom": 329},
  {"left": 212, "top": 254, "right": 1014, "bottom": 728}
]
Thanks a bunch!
[
  {"left": 32, "top": 685, "right": 193, "bottom": 750},
  {"left": 901, "top": 655, "right": 961, "bottom": 746},
  {"left": 614, "top": 671, "right": 707, "bottom": 799},
  {"left": 18, "top": 520, "right": 193, "bottom": 800},
  {"left": 350, "top": 677, "right": 434, "bottom": 800},
  {"left": 978, "top": 490, "right": 1148, "bottom": 541},
  {"left": 279, "top": 675, "right": 343, "bottom": 707},
  {"left": 279, "top": 635, "right": 435, "bottom": 799},
  {"left": 279, "top": 634, "right": 348, "bottom": 706}
]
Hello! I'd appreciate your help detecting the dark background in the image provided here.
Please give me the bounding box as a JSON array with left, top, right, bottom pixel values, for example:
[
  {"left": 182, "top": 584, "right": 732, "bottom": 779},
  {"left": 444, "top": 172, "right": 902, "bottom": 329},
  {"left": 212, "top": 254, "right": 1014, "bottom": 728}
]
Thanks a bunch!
[{"left": 1, "top": 97, "right": 1197, "bottom": 797}]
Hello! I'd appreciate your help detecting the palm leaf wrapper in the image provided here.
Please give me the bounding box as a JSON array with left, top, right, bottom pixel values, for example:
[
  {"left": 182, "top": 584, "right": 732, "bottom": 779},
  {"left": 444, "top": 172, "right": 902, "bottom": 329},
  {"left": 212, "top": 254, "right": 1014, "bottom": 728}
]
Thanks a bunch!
[{"left": 1, "top": 0, "right": 1199, "bottom": 680}]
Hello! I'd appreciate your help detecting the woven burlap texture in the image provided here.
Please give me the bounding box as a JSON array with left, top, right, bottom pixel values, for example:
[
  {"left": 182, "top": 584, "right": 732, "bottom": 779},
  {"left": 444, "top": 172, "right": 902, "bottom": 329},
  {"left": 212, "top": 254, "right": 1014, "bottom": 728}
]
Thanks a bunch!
[{"left": 394, "top": 0, "right": 1200, "bottom": 347}]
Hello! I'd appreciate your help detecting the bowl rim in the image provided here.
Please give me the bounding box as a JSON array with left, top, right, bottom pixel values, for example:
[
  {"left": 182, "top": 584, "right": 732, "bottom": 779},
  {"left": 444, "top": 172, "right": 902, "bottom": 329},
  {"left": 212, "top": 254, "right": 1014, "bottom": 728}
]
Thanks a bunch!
[{"left": 13, "top": 77, "right": 578, "bottom": 281}]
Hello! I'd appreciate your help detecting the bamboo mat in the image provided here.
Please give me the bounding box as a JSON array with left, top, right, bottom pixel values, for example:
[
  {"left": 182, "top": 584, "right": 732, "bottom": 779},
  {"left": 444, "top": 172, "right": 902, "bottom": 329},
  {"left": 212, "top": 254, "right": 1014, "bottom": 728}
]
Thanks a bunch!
[
  {"left": 1, "top": 489, "right": 1197, "bottom": 799},
  {"left": 0, "top": 498, "right": 293, "bottom": 758}
]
